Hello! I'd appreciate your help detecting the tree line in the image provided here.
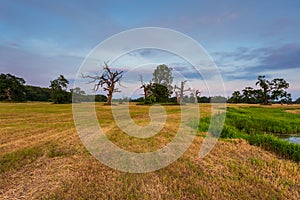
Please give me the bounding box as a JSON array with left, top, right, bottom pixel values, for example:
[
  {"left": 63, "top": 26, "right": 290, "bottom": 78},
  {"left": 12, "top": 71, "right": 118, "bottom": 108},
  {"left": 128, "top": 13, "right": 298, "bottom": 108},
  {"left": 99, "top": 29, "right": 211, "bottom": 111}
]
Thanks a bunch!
[
  {"left": 82, "top": 63, "right": 294, "bottom": 105},
  {"left": 0, "top": 73, "right": 107, "bottom": 103},
  {"left": 0, "top": 63, "right": 297, "bottom": 104},
  {"left": 83, "top": 63, "right": 202, "bottom": 105},
  {"left": 228, "top": 75, "right": 292, "bottom": 104}
]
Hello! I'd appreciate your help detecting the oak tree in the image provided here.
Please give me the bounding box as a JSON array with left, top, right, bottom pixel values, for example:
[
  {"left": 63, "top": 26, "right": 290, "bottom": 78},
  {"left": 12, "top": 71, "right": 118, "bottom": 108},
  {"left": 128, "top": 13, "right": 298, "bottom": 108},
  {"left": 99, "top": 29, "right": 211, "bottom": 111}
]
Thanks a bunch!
[
  {"left": 0, "top": 73, "right": 26, "bottom": 102},
  {"left": 49, "top": 75, "right": 70, "bottom": 104},
  {"left": 83, "top": 62, "right": 123, "bottom": 105},
  {"left": 256, "top": 75, "right": 290, "bottom": 105}
]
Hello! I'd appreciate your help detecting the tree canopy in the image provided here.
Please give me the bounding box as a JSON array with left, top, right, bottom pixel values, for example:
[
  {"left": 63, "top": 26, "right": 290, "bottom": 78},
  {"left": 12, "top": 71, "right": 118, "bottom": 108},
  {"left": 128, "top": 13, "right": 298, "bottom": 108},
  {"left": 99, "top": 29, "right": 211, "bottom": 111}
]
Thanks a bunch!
[
  {"left": 256, "top": 76, "right": 291, "bottom": 104},
  {"left": 49, "top": 75, "right": 71, "bottom": 104},
  {"left": 229, "top": 76, "right": 291, "bottom": 104},
  {"left": 0, "top": 73, "right": 26, "bottom": 102},
  {"left": 152, "top": 64, "right": 173, "bottom": 97},
  {"left": 25, "top": 85, "right": 51, "bottom": 102}
]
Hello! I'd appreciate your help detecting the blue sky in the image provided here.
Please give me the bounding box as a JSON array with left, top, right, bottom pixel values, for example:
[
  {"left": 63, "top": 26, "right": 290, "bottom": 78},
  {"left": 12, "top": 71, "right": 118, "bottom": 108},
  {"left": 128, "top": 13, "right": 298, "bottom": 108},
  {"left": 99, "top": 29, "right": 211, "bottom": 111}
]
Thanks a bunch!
[{"left": 1, "top": 0, "right": 300, "bottom": 98}]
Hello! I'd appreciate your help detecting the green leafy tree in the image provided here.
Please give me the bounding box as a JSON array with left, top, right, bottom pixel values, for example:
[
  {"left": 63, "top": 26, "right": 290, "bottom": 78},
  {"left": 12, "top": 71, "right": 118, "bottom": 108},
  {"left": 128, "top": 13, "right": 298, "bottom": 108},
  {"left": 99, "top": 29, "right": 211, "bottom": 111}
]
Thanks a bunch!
[
  {"left": 95, "top": 94, "right": 108, "bottom": 102},
  {"left": 152, "top": 64, "right": 173, "bottom": 98},
  {"left": 49, "top": 75, "right": 70, "bottom": 104},
  {"left": 270, "top": 78, "right": 291, "bottom": 103},
  {"left": 25, "top": 85, "right": 51, "bottom": 101},
  {"left": 229, "top": 91, "right": 243, "bottom": 103},
  {"left": 210, "top": 96, "right": 227, "bottom": 103},
  {"left": 150, "top": 83, "right": 169, "bottom": 103},
  {"left": 256, "top": 76, "right": 272, "bottom": 105},
  {"left": 82, "top": 94, "right": 107, "bottom": 102},
  {"left": 256, "top": 75, "right": 290, "bottom": 105},
  {"left": 0, "top": 73, "right": 26, "bottom": 102},
  {"left": 242, "top": 87, "right": 255, "bottom": 103},
  {"left": 241, "top": 87, "right": 263, "bottom": 104},
  {"left": 198, "top": 96, "right": 210, "bottom": 103}
]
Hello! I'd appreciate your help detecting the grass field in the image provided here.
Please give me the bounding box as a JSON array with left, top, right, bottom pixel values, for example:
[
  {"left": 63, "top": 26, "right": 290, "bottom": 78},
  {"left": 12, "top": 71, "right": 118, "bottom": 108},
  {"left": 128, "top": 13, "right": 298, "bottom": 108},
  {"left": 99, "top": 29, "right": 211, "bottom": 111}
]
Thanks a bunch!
[{"left": 1, "top": 102, "right": 300, "bottom": 199}]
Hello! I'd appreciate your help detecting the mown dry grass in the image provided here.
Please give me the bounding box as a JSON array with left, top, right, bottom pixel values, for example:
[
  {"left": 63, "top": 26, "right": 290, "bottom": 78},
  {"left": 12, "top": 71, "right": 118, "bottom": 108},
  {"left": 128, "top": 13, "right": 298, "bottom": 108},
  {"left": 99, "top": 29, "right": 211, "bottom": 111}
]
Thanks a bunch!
[
  {"left": 286, "top": 109, "right": 300, "bottom": 114},
  {"left": 0, "top": 102, "right": 300, "bottom": 199}
]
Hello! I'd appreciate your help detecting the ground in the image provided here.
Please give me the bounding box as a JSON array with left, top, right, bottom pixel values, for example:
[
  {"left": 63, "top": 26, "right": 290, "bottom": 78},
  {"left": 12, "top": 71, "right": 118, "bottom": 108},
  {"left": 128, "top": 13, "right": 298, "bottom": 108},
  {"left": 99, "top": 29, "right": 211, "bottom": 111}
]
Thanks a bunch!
[{"left": 0, "top": 102, "right": 299, "bottom": 199}]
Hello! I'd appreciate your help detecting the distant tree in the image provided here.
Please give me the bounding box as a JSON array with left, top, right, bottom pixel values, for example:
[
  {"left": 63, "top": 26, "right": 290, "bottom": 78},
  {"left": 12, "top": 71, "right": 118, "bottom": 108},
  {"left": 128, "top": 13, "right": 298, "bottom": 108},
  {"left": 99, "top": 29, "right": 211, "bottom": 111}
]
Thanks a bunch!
[
  {"left": 270, "top": 78, "right": 291, "bottom": 103},
  {"left": 150, "top": 83, "right": 169, "bottom": 103},
  {"left": 229, "top": 76, "right": 291, "bottom": 104},
  {"left": 83, "top": 62, "right": 123, "bottom": 105},
  {"left": 139, "top": 75, "right": 153, "bottom": 103},
  {"left": 152, "top": 64, "right": 173, "bottom": 98},
  {"left": 183, "top": 95, "right": 189, "bottom": 103},
  {"left": 189, "top": 92, "right": 195, "bottom": 103},
  {"left": 70, "top": 87, "right": 85, "bottom": 103},
  {"left": 0, "top": 73, "right": 26, "bottom": 102},
  {"left": 251, "top": 89, "right": 264, "bottom": 104},
  {"left": 280, "top": 94, "right": 292, "bottom": 104},
  {"left": 256, "top": 75, "right": 290, "bottom": 105},
  {"left": 83, "top": 94, "right": 107, "bottom": 102},
  {"left": 95, "top": 94, "right": 108, "bottom": 102},
  {"left": 211, "top": 96, "right": 227, "bottom": 103},
  {"left": 242, "top": 87, "right": 255, "bottom": 103},
  {"left": 25, "top": 85, "right": 51, "bottom": 102},
  {"left": 133, "top": 97, "right": 145, "bottom": 102},
  {"left": 255, "top": 76, "right": 271, "bottom": 105},
  {"left": 195, "top": 89, "right": 201, "bottom": 104},
  {"left": 295, "top": 97, "right": 300, "bottom": 104},
  {"left": 174, "top": 81, "right": 191, "bottom": 104},
  {"left": 198, "top": 96, "right": 210, "bottom": 103},
  {"left": 188, "top": 89, "right": 201, "bottom": 104},
  {"left": 49, "top": 75, "right": 70, "bottom": 104},
  {"left": 228, "top": 91, "right": 243, "bottom": 103},
  {"left": 190, "top": 89, "right": 201, "bottom": 104}
]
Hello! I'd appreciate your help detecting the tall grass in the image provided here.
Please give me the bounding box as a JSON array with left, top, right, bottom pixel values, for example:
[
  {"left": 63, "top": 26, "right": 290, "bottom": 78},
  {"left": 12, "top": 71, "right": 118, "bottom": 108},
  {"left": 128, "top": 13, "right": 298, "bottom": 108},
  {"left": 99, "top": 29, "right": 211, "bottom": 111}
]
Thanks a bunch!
[
  {"left": 199, "top": 107, "right": 300, "bottom": 162},
  {"left": 247, "top": 134, "right": 300, "bottom": 162},
  {"left": 225, "top": 107, "right": 300, "bottom": 134}
]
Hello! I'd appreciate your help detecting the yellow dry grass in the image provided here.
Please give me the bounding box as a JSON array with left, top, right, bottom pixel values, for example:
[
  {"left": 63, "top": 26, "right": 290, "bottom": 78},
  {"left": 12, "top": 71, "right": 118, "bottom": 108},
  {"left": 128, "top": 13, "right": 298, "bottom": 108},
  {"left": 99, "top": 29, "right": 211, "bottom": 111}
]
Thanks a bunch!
[
  {"left": 0, "top": 102, "right": 299, "bottom": 199},
  {"left": 286, "top": 109, "right": 300, "bottom": 114}
]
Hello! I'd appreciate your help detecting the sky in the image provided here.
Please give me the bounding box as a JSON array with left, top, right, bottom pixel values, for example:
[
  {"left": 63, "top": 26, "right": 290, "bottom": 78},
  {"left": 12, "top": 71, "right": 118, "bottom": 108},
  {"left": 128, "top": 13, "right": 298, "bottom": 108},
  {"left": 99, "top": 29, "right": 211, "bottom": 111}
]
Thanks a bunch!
[{"left": 1, "top": 0, "right": 300, "bottom": 99}]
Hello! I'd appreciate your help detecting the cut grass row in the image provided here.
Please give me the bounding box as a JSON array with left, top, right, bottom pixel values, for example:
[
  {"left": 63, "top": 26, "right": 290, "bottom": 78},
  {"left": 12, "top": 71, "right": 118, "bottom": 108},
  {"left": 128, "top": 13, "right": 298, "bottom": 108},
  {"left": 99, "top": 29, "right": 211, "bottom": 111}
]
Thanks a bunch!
[{"left": 0, "top": 141, "right": 80, "bottom": 173}]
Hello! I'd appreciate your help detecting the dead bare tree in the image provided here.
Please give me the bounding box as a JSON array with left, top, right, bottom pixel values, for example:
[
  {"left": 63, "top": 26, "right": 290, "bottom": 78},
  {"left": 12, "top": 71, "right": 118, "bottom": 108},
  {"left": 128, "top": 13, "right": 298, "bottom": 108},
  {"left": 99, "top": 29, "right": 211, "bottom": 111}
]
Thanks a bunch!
[
  {"left": 174, "top": 80, "right": 191, "bottom": 104},
  {"left": 82, "top": 62, "right": 124, "bottom": 105},
  {"left": 195, "top": 89, "right": 201, "bottom": 103},
  {"left": 175, "top": 91, "right": 179, "bottom": 104},
  {"left": 139, "top": 75, "right": 153, "bottom": 100},
  {"left": 190, "top": 89, "right": 201, "bottom": 104}
]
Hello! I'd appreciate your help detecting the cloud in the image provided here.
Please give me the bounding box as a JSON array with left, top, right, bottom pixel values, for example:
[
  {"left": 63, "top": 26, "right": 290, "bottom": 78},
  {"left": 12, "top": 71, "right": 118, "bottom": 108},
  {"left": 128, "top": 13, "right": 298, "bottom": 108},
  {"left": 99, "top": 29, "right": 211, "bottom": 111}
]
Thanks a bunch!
[
  {"left": 0, "top": 44, "right": 83, "bottom": 87},
  {"left": 212, "top": 43, "right": 300, "bottom": 99},
  {"left": 214, "top": 47, "right": 257, "bottom": 62},
  {"left": 257, "top": 44, "right": 300, "bottom": 70},
  {"left": 215, "top": 43, "right": 300, "bottom": 75}
]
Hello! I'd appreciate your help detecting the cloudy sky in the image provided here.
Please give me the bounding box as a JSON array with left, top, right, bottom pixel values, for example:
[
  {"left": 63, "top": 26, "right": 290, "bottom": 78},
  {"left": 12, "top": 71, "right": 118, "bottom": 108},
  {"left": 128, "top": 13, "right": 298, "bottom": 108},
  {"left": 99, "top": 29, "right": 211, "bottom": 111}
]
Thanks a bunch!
[{"left": 1, "top": 0, "right": 300, "bottom": 99}]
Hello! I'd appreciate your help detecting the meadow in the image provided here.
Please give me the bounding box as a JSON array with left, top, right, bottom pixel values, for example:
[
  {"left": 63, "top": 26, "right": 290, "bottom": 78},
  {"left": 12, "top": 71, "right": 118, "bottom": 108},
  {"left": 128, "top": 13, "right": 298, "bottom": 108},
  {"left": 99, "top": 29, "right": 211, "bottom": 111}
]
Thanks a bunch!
[
  {"left": 1, "top": 102, "right": 300, "bottom": 199},
  {"left": 199, "top": 106, "right": 300, "bottom": 162}
]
